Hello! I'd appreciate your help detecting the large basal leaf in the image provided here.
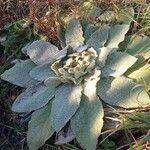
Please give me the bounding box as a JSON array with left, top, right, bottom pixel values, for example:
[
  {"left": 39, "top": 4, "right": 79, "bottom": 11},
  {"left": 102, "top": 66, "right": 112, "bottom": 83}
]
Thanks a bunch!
[
  {"left": 51, "top": 84, "right": 82, "bottom": 132},
  {"left": 71, "top": 95, "right": 103, "bottom": 150},
  {"left": 121, "top": 35, "right": 150, "bottom": 60},
  {"left": 86, "top": 26, "right": 109, "bottom": 50},
  {"left": 98, "top": 47, "right": 116, "bottom": 68},
  {"left": 84, "top": 24, "right": 99, "bottom": 42},
  {"left": 97, "top": 76, "right": 150, "bottom": 108},
  {"left": 98, "top": 7, "right": 134, "bottom": 25},
  {"left": 76, "top": 45, "right": 88, "bottom": 53},
  {"left": 65, "top": 18, "right": 84, "bottom": 49},
  {"left": 12, "top": 84, "right": 55, "bottom": 112},
  {"left": 44, "top": 76, "right": 62, "bottom": 88},
  {"left": 84, "top": 68, "right": 101, "bottom": 100},
  {"left": 54, "top": 46, "right": 68, "bottom": 60},
  {"left": 106, "top": 24, "right": 130, "bottom": 48},
  {"left": 71, "top": 97, "right": 104, "bottom": 150},
  {"left": 119, "top": 35, "right": 150, "bottom": 70},
  {"left": 127, "top": 63, "right": 150, "bottom": 84},
  {"left": 29, "top": 64, "right": 55, "bottom": 82},
  {"left": 27, "top": 101, "right": 54, "bottom": 150},
  {"left": 1, "top": 59, "right": 38, "bottom": 88},
  {"left": 102, "top": 52, "right": 137, "bottom": 77},
  {"left": 27, "top": 40, "right": 59, "bottom": 65},
  {"left": 71, "top": 70, "right": 104, "bottom": 150}
]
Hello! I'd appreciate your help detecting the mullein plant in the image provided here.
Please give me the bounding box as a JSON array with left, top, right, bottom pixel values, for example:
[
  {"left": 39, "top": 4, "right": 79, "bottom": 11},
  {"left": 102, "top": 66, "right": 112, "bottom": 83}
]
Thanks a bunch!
[{"left": 1, "top": 15, "right": 150, "bottom": 150}]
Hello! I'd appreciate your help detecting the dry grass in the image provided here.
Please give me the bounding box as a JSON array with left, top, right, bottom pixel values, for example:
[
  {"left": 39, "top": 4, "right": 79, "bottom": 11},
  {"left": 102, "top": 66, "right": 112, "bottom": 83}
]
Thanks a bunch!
[
  {"left": 0, "top": 0, "right": 29, "bottom": 18},
  {"left": 28, "top": 0, "right": 58, "bottom": 41},
  {"left": 0, "top": 0, "right": 29, "bottom": 31},
  {"left": 0, "top": 0, "right": 150, "bottom": 37},
  {"left": 27, "top": 0, "right": 82, "bottom": 41}
]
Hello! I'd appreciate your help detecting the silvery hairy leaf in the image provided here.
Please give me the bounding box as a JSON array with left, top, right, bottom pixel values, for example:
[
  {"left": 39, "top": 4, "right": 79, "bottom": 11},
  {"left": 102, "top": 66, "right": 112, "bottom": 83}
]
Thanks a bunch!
[
  {"left": 126, "top": 36, "right": 150, "bottom": 55},
  {"left": 27, "top": 40, "right": 59, "bottom": 65},
  {"left": 44, "top": 76, "right": 62, "bottom": 87},
  {"left": 71, "top": 69, "right": 104, "bottom": 150},
  {"left": 27, "top": 101, "right": 54, "bottom": 150},
  {"left": 54, "top": 46, "right": 68, "bottom": 60},
  {"left": 65, "top": 18, "right": 84, "bottom": 49},
  {"left": 12, "top": 84, "right": 55, "bottom": 112},
  {"left": 51, "top": 84, "right": 83, "bottom": 132},
  {"left": 1, "top": 59, "right": 38, "bottom": 88},
  {"left": 106, "top": 24, "right": 130, "bottom": 48},
  {"left": 29, "top": 64, "right": 55, "bottom": 82},
  {"left": 127, "top": 63, "right": 150, "bottom": 84},
  {"left": 102, "top": 52, "right": 137, "bottom": 77},
  {"left": 86, "top": 25, "right": 109, "bottom": 50},
  {"left": 98, "top": 47, "right": 116, "bottom": 68},
  {"left": 84, "top": 24, "right": 99, "bottom": 42},
  {"left": 97, "top": 76, "right": 150, "bottom": 108},
  {"left": 97, "top": 7, "right": 134, "bottom": 25},
  {"left": 71, "top": 96, "right": 104, "bottom": 150},
  {"left": 121, "top": 35, "right": 150, "bottom": 60}
]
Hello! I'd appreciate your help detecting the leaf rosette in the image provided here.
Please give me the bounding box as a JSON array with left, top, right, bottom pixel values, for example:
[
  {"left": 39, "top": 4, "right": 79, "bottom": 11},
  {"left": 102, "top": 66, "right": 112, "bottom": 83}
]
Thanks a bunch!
[
  {"left": 51, "top": 46, "right": 98, "bottom": 84},
  {"left": 1, "top": 16, "right": 150, "bottom": 150}
]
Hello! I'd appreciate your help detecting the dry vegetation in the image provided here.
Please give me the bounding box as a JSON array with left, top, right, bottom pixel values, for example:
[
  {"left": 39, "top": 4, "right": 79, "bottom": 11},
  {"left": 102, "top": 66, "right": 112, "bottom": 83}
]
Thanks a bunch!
[{"left": 1, "top": 0, "right": 150, "bottom": 38}]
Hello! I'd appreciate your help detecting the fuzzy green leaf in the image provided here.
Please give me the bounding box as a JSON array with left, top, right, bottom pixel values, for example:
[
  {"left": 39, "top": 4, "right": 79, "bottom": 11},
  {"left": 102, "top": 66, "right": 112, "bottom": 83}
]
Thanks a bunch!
[
  {"left": 71, "top": 96, "right": 104, "bottom": 150},
  {"left": 54, "top": 46, "right": 68, "bottom": 60},
  {"left": 86, "top": 26, "right": 109, "bottom": 50},
  {"left": 65, "top": 18, "right": 84, "bottom": 49},
  {"left": 76, "top": 45, "right": 88, "bottom": 52},
  {"left": 27, "top": 101, "right": 54, "bottom": 150},
  {"left": 27, "top": 40, "right": 59, "bottom": 65},
  {"left": 84, "top": 24, "right": 99, "bottom": 42},
  {"left": 71, "top": 69, "right": 103, "bottom": 150},
  {"left": 84, "top": 68, "right": 101, "bottom": 100},
  {"left": 98, "top": 7, "right": 134, "bottom": 25},
  {"left": 106, "top": 24, "right": 129, "bottom": 48},
  {"left": 121, "top": 35, "right": 150, "bottom": 59},
  {"left": 98, "top": 47, "right": 116, "bottom": 68},
  {"left": 51, "top": 84, "right": 82, "bottom": 132},
  {"left": 102, "top": 52, "right": 137, "bottom": 77},
  {"left": 30, "top": 64, "right": 55, "bottom": 82},
  {"left": 97, "top": 76, "right": 150, "bottom": 108},
  {"left": 12, "top": 84, "right": 55, "bottom": 112},
  {"left": 1, "top": 59, "right": 38, "bottom": 88},
  {"left": 44, "top": 77, "right": 62, "bottom": 88},
  {"left": 127, "top": 63, "right": 150, "bottom": 84}
]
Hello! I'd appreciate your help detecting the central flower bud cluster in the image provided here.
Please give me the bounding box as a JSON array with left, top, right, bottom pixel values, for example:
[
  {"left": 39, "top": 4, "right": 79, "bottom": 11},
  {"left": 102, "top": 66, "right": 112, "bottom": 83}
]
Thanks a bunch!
[{"left": 52, "top": 47, "right": 98, "bottom": 84}]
